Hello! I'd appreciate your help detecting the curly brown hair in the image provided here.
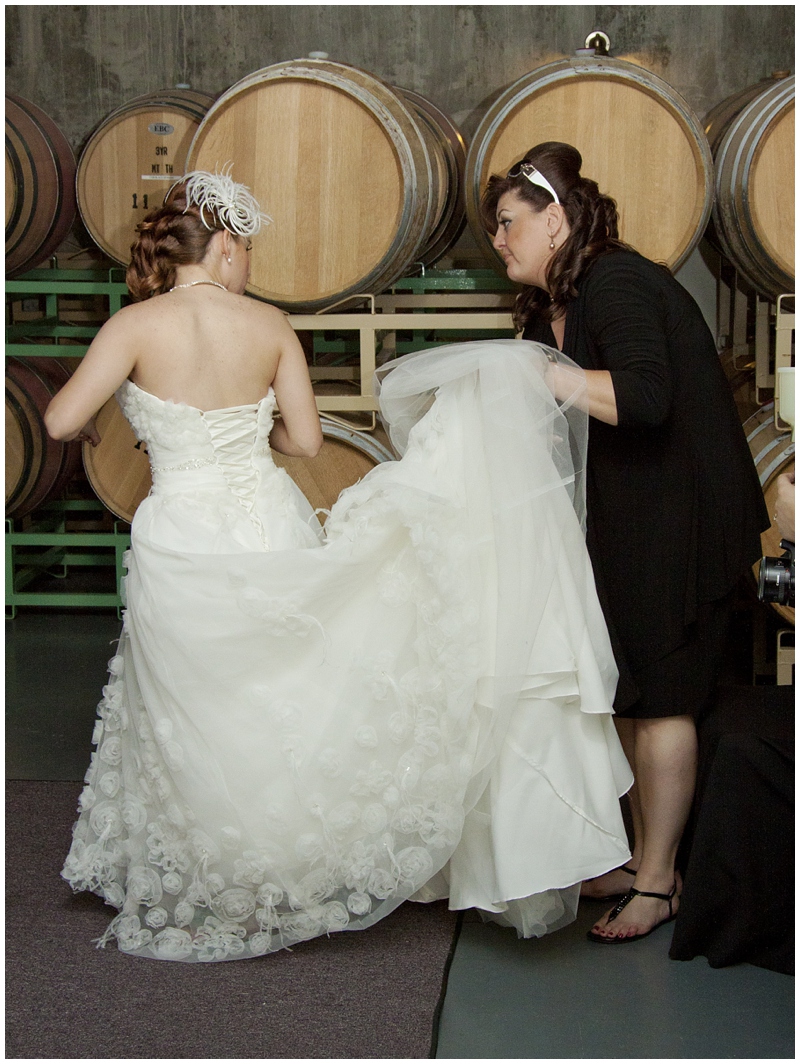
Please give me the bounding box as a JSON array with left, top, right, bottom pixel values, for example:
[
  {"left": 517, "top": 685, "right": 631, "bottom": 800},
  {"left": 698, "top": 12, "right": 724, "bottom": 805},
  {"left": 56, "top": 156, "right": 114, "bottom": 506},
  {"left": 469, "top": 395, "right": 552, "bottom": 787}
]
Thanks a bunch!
[
  {"left": 125, "top": 182, "right": 226, "bottom": 301},
  {"left": 480, "top": 142, "right": 632, "bottom": 330}
]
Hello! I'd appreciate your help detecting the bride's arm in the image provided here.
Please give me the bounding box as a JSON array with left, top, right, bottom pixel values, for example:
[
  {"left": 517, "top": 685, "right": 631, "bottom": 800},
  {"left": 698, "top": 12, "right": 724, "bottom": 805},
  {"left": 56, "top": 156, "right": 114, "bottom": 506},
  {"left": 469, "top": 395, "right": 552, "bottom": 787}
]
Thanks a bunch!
[
  {"left": 45, "top": 309, "right": 139, "bottom": 442},
  {"left": 268, "top": 316, "right": 323, "bottom": 458}
]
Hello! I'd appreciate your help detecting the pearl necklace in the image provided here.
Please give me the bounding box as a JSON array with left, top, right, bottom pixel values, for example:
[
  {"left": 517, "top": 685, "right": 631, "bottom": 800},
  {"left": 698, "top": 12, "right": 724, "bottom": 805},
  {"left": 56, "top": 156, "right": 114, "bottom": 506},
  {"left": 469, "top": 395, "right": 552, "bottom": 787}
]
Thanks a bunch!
[{"left": 168, "top": 280, "right": 227, "bottom": 292}]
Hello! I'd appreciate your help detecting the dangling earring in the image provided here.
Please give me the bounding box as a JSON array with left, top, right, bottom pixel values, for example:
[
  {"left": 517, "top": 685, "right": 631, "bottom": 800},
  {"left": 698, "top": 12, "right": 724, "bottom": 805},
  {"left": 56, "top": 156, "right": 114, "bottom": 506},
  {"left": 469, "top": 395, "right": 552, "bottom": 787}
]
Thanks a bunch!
[
  {"left": 227, "top": 256, "right": 232, "bottom": 264},
  {"left": 549, "top": 238, "right": 555, "bottom": 249}
]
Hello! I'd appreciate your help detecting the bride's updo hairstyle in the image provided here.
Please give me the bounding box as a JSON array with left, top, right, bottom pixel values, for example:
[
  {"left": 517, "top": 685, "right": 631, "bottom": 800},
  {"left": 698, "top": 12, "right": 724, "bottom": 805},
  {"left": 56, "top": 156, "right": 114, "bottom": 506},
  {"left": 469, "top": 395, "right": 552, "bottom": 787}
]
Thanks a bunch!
[
  {"left": 126, "top": 169, "right": 271, "bottom": 301},
  {"left": 481, "top": 142, "right": 631, "bottom": 329},
  {"left": 126, "top": 184, "right": 222, "bottom": 301}
]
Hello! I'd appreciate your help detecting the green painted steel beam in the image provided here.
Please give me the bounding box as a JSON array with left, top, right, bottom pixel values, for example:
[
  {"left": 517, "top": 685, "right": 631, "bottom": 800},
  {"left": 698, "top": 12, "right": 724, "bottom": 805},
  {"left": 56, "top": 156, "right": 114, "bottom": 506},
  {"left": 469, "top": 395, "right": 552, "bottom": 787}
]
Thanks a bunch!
[
  {"left": 8, "top": 268, "right": 126, "bottom": 283},
  {"left": 7, "top": 592, "right": 121, "bottom": 607},
  {"left": 6, "top": 344, "right": 91, "bottom": 358},
  {"left": 6, "top": 281, "right": 129, "bottom": 296},
  {"left": 7, "top": 532, "right": 130, "bottom": 547},
  {"left": 6, "top": 324, "right": 103, "bottom": 339}
]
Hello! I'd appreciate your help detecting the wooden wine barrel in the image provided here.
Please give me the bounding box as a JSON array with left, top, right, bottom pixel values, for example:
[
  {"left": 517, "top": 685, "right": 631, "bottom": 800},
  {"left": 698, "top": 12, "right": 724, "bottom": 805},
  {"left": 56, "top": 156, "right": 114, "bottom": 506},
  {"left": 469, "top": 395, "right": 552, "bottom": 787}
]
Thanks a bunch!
[
  {"left": 186, "top": 59, "right": 444, "bottom": 311},
  {"left": 707, "top": 75, "right": 794, "bottom": 299},
  {"left": 82, "top": 396, "right": 152, "bottom": 523},
  {"left": 76, "top": 88, "right": 215, "bottom": 265},
  {"left": 396, "top": 88, "right": 467, "bottom": 268},
  {"left": 273, "top": 420, "right": 395, "bottom": 519},
  {"left": 6, "top": 375, "right": 41, "bottom": 512},
  {"left": 5, "top": 358, "right": 81, "bottom": 518},
  {"left": 744, "top": 402, "right": 795, "bottom": 625},
  {"left": 5, "top": 95, "right": 77, "bottom": 276},
  {"left": 83, "top": 401, "right": 395, "bottom": 524},
  {"left": 465, "top": 56, "right": 714, "bottom": 273}
]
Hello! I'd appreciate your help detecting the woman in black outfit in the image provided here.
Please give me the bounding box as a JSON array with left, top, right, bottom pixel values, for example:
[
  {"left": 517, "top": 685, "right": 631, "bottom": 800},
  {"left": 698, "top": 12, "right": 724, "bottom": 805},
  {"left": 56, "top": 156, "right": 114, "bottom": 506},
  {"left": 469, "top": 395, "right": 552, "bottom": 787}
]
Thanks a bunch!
[{"left": 482, "top": 142, "right": 768, "bottom": 943}]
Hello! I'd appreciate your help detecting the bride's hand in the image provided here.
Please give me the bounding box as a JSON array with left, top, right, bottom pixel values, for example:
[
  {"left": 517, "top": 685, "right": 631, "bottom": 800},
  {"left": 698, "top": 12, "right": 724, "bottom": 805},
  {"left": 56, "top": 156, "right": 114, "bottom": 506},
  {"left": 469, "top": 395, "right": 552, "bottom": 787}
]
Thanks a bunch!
[{"left": 77, "top": 417, "right": 101, "bottom": 446}]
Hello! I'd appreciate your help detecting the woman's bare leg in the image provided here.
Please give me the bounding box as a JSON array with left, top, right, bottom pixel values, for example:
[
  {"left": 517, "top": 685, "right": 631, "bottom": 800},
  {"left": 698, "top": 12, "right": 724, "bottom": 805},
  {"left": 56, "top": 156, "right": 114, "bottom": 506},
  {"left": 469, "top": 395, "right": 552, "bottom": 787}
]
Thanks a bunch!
[{"left": 590, "top": 714, "right": 696, "bottom": 939}]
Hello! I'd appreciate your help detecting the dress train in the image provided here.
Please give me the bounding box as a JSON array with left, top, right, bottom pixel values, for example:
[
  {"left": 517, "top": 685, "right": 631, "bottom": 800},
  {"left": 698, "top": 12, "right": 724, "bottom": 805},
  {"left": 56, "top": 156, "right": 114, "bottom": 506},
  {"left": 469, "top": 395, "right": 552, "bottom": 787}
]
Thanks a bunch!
[{"left": 62, "top": 340, "right": 632, "bottom": 961}]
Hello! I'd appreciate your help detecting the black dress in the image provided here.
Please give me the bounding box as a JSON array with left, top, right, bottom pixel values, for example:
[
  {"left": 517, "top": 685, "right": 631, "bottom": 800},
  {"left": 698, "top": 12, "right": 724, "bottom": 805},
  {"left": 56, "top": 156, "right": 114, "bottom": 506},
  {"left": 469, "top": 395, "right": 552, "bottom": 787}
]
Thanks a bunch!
[
  {"left": 669, "top": 684, "right": 794, "bottom": 974},
  {"left": 523, "top": 250, "right": 768, "bottom": 716}
]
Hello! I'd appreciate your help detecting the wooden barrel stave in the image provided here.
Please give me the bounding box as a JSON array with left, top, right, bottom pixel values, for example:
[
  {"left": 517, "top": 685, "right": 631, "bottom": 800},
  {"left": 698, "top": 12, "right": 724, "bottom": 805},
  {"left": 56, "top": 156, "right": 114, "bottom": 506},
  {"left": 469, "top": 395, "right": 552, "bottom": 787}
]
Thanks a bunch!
[
  {"left": 5, "top": 95, "right": 77, "bottom": 276},
  {"left": 186, "top": 59, "right": 442, "bottom": 311},
  {"left": 709, "top": 76, "right": 794, "bottom": 298},
  {"left": 82, "top": 395, "right": 153, "bottom": 523},
  {"left": 272, "top": 421, "right": 395, "bottom": 519},
  {"left": 465, "top": 57, "right": 714, "bottom": 274},
  {"left": 5, "top": 357, "right": 81, "bottom": 518},
  {"left": 397, "top": 88, "right": 467, "bottom": 267},
  {"left": 76, "top": 89, "right": 216, "bottom": 265},
  {"left": 5, "top": 376, "right": 42, "bottom": 512}
]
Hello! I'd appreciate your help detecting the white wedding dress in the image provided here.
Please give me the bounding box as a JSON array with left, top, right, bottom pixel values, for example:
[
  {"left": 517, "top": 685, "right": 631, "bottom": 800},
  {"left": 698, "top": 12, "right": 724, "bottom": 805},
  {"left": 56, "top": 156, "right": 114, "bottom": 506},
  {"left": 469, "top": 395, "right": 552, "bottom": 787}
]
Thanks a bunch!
[{"left": 62, "top": 340, "right": 632, "bottom": 962}]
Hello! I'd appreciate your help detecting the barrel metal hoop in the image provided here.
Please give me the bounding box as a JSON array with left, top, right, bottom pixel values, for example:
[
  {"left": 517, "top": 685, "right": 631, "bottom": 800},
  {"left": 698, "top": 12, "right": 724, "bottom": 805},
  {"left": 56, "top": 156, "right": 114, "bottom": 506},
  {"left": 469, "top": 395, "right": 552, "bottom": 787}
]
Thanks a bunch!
[
  {"left": 11, "top": 100, "right": 66, "bottom": 256},
  {"left": 319, "top": 418, "right": 396, "bottom": 464},
  {"left": 759, "top": 443, "right": 796, "bottom": 486},
  {"left": 4, "top": 113, "right": 40, "bottom": 256},
  {"left": 713, "top": 77, "right": 795, "bottom": 296}
]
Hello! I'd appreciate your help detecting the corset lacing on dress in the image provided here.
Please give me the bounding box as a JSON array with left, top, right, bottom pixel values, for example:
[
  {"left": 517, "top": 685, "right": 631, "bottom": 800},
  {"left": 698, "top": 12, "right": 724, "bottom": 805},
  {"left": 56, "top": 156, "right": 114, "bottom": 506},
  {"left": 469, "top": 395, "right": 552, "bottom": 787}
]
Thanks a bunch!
[
  {"left": 201, "top": 406, "right": 262, "bottom": 515},
  {"left": 117, "top": 380, "right": 279, "bottom": 550}
]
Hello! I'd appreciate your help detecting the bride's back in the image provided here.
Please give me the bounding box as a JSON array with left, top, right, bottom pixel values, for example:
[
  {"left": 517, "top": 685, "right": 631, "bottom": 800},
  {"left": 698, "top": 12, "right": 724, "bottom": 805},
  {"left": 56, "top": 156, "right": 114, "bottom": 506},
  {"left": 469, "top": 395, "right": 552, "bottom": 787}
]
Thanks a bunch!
[
  {"left": 126, "top": 285, "right": 286, "bottom": 412},
  {"left": 45, "top": 172, "right": 322, "bottom": 459}
]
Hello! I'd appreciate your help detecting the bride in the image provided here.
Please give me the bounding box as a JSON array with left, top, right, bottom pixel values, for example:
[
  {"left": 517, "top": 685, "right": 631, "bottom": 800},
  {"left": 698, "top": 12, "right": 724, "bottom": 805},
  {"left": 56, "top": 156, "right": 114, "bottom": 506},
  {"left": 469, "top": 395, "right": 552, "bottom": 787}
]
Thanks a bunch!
[{"left": 46, "top": 171, "right": 632, "bottom": 963}]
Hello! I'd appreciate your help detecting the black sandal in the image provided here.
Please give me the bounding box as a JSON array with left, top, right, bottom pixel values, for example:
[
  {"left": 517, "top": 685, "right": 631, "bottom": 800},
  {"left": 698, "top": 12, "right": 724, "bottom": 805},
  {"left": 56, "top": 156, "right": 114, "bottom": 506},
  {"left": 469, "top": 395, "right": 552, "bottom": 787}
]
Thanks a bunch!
[
  {"left": 580, "top": 863, "right": 638, "bottom": 902},
  {"left": 586, "top": 882, "right": 678, "bottom": 944}
]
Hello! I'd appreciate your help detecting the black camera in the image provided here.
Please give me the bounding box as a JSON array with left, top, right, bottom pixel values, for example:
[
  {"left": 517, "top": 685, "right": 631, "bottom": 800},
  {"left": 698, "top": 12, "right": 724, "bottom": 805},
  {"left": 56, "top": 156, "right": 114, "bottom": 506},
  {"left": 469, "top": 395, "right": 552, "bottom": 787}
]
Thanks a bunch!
[{"left": 757, "top": 540, "right": 795, "bottom": 607}]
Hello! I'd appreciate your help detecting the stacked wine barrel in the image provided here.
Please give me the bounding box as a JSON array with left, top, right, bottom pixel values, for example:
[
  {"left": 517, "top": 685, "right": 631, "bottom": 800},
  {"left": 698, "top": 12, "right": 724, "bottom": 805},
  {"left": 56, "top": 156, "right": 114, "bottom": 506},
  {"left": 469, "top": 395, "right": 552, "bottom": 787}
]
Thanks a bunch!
[
  {"left": 7, "top": 60, "right": 795, "bottom": 531},
  {"left": 5, "top": 94, "right": 77, "bottom": 276},
  {"left": 464, "top": 56, "right": 715, "bottom": 272},
  {"left": 705, "top": 74, "right": 794, "bottom": 299},
  {"left": 184, "top": 59, "right": 466, "bottom": 311},
  {"left": 5, "top": 358, "right": 81, "bottom": 518},
  {"left": 76, "top": 88, "right": 216, "bottom": 265}
]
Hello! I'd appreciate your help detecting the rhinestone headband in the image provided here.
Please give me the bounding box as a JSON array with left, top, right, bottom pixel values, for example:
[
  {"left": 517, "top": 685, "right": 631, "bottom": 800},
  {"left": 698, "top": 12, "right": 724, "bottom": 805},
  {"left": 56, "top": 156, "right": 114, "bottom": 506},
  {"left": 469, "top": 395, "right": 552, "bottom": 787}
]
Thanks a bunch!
[{"left": 506, "top": 161, "right": 561, "bottom": 205}]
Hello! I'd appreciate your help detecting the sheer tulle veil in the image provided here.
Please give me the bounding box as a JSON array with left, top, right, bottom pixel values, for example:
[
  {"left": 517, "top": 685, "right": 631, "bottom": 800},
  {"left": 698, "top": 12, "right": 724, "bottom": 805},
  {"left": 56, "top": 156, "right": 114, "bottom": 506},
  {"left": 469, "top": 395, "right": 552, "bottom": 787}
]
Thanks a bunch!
[{"left": 375, "top": 340, "right": 610, "bottom": 816}]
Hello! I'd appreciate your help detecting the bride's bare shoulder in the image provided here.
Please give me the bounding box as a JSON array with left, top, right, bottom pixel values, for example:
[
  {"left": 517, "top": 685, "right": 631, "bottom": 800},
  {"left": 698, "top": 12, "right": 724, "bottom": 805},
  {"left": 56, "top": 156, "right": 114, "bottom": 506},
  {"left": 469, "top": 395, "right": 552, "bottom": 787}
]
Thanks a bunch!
[{"left": 236, "top": 294, "right": 289, "bottom": 320}]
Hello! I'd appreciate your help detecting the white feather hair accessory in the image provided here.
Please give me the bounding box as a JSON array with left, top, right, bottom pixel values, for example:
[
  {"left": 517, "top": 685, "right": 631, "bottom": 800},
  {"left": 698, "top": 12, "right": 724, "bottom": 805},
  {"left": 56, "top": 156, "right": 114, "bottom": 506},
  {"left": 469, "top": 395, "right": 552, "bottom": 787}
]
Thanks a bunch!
[{"left": 175, "top": 166, "right": 272, "bottom": 236}]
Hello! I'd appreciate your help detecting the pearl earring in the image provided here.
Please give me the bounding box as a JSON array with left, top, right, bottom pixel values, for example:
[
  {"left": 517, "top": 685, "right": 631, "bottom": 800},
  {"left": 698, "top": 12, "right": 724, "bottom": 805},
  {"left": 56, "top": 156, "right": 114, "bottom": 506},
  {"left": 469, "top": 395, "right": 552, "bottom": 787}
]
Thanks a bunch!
[
  {"left": 549, "top": 239, "right": 555, "bottom": 249},
  {"left": 227, "top": 256, "right": 232, "bottom": 264}
]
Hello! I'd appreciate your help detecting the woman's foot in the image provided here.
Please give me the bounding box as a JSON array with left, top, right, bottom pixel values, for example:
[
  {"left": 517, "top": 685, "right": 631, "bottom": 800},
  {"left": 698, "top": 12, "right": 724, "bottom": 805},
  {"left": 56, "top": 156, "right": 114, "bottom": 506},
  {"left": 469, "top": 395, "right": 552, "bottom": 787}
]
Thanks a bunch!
[
  {"left": 588, "top": 873, "right": 682, "bottom": 942},
  {"left": 580, "top": 864, "right": 637, "bottom": 900}
]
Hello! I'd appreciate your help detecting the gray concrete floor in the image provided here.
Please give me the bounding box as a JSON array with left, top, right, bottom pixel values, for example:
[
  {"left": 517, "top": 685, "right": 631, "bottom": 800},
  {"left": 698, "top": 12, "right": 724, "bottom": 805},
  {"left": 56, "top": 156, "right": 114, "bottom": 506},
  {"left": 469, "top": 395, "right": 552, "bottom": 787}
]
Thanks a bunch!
[
  {"left": 6, "top": 609, "right": 121, "bottom": 780},
  {"left": 436, "top": 909, "right": 794, "bottom": 1059}
]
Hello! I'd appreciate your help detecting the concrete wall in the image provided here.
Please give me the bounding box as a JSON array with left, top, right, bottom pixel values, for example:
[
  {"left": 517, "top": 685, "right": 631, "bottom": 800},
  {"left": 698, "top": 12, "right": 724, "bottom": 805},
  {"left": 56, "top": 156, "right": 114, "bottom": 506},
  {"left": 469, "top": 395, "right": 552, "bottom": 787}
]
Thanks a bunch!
[{"left": 6, "top": 5, "right": 795, "bottom": 153}]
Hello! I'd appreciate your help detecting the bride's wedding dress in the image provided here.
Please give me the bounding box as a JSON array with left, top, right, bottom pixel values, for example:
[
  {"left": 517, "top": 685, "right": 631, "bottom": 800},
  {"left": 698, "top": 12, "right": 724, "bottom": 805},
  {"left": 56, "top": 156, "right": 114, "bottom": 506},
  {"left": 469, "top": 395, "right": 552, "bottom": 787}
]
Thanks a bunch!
[{"left": 62, "top": 340, "right": 632, "bottom": 962}]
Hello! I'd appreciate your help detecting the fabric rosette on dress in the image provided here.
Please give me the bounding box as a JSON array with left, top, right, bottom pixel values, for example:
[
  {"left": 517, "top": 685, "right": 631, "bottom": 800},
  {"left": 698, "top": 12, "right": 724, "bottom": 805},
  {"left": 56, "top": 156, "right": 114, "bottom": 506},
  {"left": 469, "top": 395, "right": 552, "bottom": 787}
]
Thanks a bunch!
[{"left": 62, "top": 340, "right": 632, "bottom": 961}]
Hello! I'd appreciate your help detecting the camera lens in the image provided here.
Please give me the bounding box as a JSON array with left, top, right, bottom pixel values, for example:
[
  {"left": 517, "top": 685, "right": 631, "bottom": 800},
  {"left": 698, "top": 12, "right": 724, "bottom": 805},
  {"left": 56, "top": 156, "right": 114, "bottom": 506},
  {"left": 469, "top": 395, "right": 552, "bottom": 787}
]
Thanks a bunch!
[{"left": 758, "top": 554, "right": 795, "bottom": 607}]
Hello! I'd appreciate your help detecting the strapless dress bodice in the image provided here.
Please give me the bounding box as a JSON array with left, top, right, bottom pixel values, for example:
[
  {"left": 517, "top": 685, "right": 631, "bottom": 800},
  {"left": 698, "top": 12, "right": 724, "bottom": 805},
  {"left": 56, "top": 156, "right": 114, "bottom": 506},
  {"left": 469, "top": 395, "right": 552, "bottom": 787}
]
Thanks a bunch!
[{"left": 116, "top": 378, "right": 280, "bottom": 521}]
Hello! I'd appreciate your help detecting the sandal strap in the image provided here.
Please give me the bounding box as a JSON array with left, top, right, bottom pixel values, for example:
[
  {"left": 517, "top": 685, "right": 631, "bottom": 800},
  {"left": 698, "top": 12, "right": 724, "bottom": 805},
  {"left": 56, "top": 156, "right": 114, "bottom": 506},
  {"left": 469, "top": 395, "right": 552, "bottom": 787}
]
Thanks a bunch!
[
  {"left": 631, "top": 884, "right": 676, "bottom": 902},
  {"left": 619, "top": 865, "right": 638, "bottom": 877},
  {"left": 606, "top": 882, "right": 677, "bottom": 922}
]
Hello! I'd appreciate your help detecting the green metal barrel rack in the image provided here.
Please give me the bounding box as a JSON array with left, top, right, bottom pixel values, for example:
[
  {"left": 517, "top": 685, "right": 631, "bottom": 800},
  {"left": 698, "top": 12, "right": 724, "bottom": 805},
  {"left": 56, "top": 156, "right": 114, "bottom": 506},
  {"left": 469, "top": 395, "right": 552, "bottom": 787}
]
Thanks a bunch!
[{"left": 6, "top": 269, "right": 132, "bottom": 616}]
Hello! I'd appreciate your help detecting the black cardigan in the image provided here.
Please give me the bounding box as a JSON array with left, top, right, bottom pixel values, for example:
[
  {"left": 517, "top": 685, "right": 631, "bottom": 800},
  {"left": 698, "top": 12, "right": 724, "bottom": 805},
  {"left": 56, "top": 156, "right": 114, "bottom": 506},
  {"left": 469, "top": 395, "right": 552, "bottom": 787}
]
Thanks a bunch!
[{"left": 523, "top": 250, "right": 768, "bottom": 679}]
